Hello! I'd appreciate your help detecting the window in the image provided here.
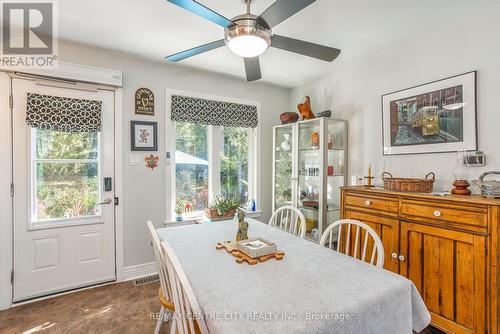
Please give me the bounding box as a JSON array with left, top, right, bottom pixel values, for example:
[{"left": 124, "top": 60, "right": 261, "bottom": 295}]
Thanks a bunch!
[
  {"left": 32, "top": 128, "right": 100, "bottom": 223},
  {"left": 174, "top": 122, "right": 209, "bottom": 215},
  {"left": 220, "top": 126, "right": 249, "bottom": 195},
  {"left": 172, "top": 124, "right": 256, "bottom": 219}
]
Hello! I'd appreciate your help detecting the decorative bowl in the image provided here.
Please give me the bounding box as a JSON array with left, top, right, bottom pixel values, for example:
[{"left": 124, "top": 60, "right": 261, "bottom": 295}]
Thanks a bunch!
[{"left": 280, "top": 112, "right": 299, "bottom": 124}]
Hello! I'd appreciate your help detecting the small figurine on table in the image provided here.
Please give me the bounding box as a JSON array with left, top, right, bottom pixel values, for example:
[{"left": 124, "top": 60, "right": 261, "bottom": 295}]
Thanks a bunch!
[{"left": 236, "top": 210, "right": 249, "bottom": 241}]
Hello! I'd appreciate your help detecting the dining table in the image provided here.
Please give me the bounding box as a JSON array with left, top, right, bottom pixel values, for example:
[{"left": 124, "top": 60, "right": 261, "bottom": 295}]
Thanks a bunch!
[{"left": 157, "top": 218, "right": 431, "bottom": 334}]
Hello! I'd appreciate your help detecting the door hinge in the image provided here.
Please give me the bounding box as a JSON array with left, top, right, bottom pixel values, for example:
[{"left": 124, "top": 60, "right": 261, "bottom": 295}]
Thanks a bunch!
[
  {"left": 9, "top": 94, "right": 13, "bottom": 108},
  {"left": 114, "top": 197, "right": 119, "bottom": 206},
  {"left": 10, "top": 270, "right": 14, "bottom": 284},
  {"left": 10, "top": 183, "right": 14, "bottom": 197}
]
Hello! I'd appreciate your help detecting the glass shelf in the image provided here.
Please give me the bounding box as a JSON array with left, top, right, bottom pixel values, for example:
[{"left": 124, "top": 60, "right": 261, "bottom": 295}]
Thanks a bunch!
[
  {"left": 298, "top": 174, "right": 345, "bottom": 177},
  {"left": 298, "top": 148, "right": 345, "bottom": 152},
  {"left": 298, "top": 205, "right": 340, "bottom": 212}
]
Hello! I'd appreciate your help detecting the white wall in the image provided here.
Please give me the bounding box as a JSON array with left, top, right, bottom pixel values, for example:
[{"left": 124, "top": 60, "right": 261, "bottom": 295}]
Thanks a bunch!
[
  {"left": 58, "top": 41, "right": 289, "bottom": 267},
  {"left": 289, "top": 5, "right": 500, "bottom": 191}
]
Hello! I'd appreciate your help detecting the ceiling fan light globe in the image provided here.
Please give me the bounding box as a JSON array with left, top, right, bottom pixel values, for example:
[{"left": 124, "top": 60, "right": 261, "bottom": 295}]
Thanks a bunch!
[{"left": 227, "top": 35, "right": 269, "bottom": 57}]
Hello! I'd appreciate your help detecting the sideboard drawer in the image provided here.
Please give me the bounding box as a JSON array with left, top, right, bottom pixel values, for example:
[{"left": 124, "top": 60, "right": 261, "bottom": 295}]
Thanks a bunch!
[
  {"left": 401, "top": 199, "right": 487, "bottom": 228},
  {"left": 344, "top": 193, "right": 398, "bottom": 216}
]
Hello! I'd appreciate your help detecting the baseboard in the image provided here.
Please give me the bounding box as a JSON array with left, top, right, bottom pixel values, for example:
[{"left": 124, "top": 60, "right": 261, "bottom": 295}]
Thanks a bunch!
[{"left": 122, "top": 261, "right": 158, "bottom": 281}]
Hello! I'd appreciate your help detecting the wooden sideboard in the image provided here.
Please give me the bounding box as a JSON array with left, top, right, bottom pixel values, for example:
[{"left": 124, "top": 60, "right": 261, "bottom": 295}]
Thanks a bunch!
[{"left": 340, "top": 187, "right": 500, "bottom": 334}]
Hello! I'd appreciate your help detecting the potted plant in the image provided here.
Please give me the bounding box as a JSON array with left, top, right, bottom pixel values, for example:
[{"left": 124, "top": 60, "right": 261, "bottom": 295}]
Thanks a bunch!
[
  {"left": 205, "top": 193, "right": 246, "bottom": 219},
  {"left": 175, "top": 199, "right": 185, "bottom": 221}
]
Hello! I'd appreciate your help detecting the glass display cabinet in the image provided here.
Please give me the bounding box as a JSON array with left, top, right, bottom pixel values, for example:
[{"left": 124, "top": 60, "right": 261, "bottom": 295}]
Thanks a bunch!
[{"left": 272, "top": 118, "right": 347, "bottom": 242}]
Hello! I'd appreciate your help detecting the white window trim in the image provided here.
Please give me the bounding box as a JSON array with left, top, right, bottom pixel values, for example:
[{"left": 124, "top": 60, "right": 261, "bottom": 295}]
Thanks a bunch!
[{"left": 165, "top": 89, "right": 261, "bottom": 221}]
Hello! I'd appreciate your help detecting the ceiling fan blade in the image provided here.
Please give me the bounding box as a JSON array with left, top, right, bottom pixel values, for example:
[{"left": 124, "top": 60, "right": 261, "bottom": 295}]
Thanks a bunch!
[
  {"left": 167, "top": 0, "right": 233, "bottom": 28},
  {"left": 165, "top": 40, "right": 225, "bottom": 62},
  {"left": 271, "top": 35, "right": 341, "bottom": 62},
  {"left": 244, "top": 57, "right": 262, "bottom": 82},
  {"left": 257, "top": 0, "right": 315, "bottom": 28}
]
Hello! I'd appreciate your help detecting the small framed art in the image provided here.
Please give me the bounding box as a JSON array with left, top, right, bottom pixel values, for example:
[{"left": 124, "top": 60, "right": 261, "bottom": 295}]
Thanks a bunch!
[{"left": 131, "top": 121, "right": 158, "bottom": 151}]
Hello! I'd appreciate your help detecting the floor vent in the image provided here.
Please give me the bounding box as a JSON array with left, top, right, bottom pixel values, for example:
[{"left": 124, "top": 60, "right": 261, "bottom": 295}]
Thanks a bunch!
[{"left": 134, "top": 274, "right": 159, "bottom": 286}]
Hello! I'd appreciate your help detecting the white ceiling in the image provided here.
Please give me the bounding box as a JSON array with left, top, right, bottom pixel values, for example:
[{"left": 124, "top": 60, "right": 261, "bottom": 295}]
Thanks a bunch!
[{"left": 58, "top": 0, "right": 497, "bottom": 88}]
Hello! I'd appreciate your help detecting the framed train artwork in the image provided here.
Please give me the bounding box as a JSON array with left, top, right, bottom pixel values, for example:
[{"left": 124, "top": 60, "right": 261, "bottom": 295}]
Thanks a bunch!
[{"left": 382, "top": 71, "right": 477, "bottom": 155}]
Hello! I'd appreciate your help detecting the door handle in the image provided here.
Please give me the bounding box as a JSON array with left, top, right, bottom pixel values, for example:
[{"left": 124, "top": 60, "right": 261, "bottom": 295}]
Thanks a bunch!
[{"left": 97, "top": 198, "right": 113, "bottom": 205}]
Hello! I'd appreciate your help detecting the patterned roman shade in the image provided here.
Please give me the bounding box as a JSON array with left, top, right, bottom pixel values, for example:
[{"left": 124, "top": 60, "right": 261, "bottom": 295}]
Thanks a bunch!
[
  {"left": 171, "top": 94, "right": 258, "bottom": 128},
  {"left": 26, "top": 93, "right": 102, "bottom": 132}
]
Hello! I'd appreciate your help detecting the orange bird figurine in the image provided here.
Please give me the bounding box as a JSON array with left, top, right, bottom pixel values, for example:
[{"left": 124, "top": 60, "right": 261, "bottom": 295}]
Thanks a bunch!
[{"left": 297, "top": 96, "right": 316, "bottom": 120}]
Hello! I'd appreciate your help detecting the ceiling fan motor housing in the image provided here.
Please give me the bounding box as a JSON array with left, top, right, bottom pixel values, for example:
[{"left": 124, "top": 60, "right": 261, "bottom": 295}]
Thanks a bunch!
[{"left": 224, "top": 13, "right": 272, "bottom": 52}]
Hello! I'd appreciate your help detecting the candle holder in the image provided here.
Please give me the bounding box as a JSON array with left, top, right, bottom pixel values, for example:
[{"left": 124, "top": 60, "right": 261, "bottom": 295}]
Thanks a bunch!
[
  {"left": 451, "top": 149, "right": 471, "bottom": 196},
  {"left": 364, "top": 164, "right": 375, "bottom": 187},
  {"left": 451, "top": 180, "right": 471, "bottom": 195}
]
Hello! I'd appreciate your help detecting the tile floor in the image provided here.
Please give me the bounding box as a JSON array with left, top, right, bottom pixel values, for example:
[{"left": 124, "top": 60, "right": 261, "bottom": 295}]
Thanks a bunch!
[
  {"left": 0, "top": 281, "right": 168, "bottom": 334},
  {"left": 0, "top": 281, "right": 442, "bottom": 333}
]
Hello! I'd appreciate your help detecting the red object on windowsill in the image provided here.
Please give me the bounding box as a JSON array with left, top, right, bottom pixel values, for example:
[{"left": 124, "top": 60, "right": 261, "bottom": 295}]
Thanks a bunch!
[{"left": 328, "top": 166, "right": 334, "bottom": 175}]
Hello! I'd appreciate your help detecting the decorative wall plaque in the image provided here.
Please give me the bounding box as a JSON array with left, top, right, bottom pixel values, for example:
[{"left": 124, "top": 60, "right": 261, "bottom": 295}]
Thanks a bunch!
[
  {"left": 145, "top": 154, "right": 159, "bottom": 170},
  {"left": 135, "top": 88, "right": 154, "bottom": 115}
]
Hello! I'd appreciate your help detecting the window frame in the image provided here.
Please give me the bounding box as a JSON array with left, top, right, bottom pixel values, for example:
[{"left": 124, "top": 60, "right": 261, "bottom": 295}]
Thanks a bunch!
[
  {"left": 166, "top": 89, "right": 260, "bottom": 221},
  {"left": 29, "top": 127, "right": 103, "bottom": 229}
]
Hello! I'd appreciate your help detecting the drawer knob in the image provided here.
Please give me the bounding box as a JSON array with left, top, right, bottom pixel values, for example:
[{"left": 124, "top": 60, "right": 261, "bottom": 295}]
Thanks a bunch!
[
  {"left": 391, "top": 253, "right": 398, "bottom": 259},
  {"left": 365, "top": 200, "right": 372, "bottom": 206},
  {"left": 398, "top": 255, "right": 405, "bottom": 261},
  {"left": 433, "top": 210, "right": 442, "bottom": 217}
]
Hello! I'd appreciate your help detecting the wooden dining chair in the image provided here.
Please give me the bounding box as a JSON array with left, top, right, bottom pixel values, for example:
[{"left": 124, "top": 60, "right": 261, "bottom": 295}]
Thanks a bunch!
[
  {"left": 269, "top": 206, "right": 306, "bottom": 238},
  {"left": 161, "top": 240, "right": 210, "bottom": 334},
  {"left": 147, "top": 221, "right": 175, "bottom": 334},
  {"left": 319, "top": 219, "right": 385, "bottom": 268}
]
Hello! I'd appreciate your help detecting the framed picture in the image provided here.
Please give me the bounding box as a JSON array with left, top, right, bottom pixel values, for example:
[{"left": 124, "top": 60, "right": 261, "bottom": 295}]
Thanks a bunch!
[
  {"left": 382, "top": 71, "right": 477, "bottom": 155},
  {"left": 131, "top": 121, "right": 157, "bottom": 151}
]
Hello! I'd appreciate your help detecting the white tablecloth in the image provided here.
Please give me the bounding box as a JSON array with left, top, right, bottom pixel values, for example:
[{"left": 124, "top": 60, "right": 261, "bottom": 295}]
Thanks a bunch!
[{"left": 157, "top": 219, "right": 430, "bottom": 334}]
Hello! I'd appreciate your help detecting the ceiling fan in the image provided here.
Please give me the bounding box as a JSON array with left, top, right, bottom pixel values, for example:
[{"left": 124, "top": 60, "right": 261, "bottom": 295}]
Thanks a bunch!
[{"left": 165, "top": 0, "right": 341, "bottom": 82}]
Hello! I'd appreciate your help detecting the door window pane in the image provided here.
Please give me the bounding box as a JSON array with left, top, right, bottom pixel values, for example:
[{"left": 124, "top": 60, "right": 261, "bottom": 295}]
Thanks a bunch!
[
  {"left": 32, "top": 128, "right": 100, "bottom": 223},
  {"left": 220, "top": 126, "right": 249, "bottom": 196},
  {"left": 35, "top": 129, "right": 98, "bottom": 159},
  {"left": 35, "top": 162, "right": 99, "bottom": 220},
  {"left": 175, "top": 122, "right": 209, "bottom": 214}
]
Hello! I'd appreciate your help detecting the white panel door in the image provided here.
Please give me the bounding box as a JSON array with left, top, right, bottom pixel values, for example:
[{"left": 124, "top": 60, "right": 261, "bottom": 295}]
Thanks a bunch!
[{"left": 12, "top": 78, "right": 116, "bottom": 302}]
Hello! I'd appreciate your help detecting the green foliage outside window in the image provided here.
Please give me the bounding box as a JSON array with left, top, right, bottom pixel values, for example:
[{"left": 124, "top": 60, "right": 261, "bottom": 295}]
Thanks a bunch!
[
  {"left": 220, "top": 126, "right": 249, "bottom": 195},
  {"left": 175, "top": 122, "right": 209, "bottom": 212},
  {"left": 34, "top": 129, "right": 99, "bottom": 220},
  {"left": 175, "top": 122, "right": 250, "bottom": 214}
]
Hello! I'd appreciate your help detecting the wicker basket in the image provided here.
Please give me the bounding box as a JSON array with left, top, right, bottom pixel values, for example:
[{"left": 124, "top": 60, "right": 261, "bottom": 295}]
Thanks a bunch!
[{"left": 382, "top": 172, "right": 435, "bottom": 193}]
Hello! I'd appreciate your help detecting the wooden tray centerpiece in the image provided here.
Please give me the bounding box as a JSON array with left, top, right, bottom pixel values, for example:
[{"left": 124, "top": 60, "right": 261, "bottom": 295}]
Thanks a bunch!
[{"left": 216, "top": 239, "right": 285, "bottom": 265}]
